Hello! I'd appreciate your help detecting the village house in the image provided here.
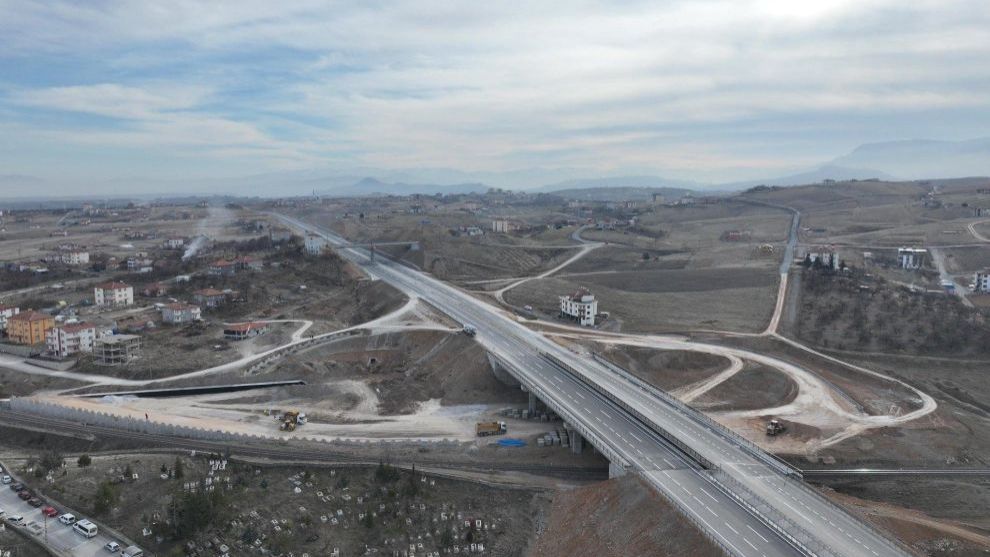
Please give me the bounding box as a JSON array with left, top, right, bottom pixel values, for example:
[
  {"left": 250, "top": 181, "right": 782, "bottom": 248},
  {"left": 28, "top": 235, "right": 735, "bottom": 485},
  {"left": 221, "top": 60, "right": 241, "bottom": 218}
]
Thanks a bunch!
[
  {"left": 161, "top": 303, "right": 202, "bottom": 324},
  {"left": 0, "top": 304, "right": 20, "bottom": 331},
  {"left": 46, "top": 250, "right": 90, "bottom": 266},
  {"left": 141, "top": 282, "right": 169, "bottom": 297},
  {"left": 46, "top": 322, "right": 98, "bottom": 359},
  {"left": 94, "top": 281, "right": 134, "bottom": 307},
  {"left": 223, "top": 321, "right": 270, "bottom": 340},
  {"left": 305, "top": 233, "right": 329, "bottom": 255},
  {"left": 209, "top": 259, "right": 238, "bottom": 276},
  {"left": 163, "top": 236, "right": 185, "bottom": 249},
  {"left": 193, "top": 288, "right": 228, "bottom": 308},
  {"left": 7, "top": 311, "right": 56, "bottom": 345},
  {"left": 898, "top": 247, "right": 927, "bottom": 270},
  {"left": 559, "top": 287, "right": 599, "bottom": 327}
]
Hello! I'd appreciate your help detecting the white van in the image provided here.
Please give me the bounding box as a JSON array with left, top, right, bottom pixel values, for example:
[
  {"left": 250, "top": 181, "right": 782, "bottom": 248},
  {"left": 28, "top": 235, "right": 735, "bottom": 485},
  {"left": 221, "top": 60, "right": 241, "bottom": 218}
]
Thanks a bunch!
[
  {"left": 73, "top": 519, "right": 98, "bottom": 537},
  {"left": 58, "top": 513, "right": 76, "bottom": 525},
  {"left": 122, "top": 546, "right": 144, "bottom": 557}
]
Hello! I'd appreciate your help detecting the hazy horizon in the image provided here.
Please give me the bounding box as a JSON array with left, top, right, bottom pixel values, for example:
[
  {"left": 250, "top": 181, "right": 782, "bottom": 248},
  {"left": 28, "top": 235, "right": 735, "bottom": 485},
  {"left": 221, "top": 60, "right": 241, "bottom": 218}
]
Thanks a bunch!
[{"left": 1, "top": 1, "right": 989, "bottom": 196}]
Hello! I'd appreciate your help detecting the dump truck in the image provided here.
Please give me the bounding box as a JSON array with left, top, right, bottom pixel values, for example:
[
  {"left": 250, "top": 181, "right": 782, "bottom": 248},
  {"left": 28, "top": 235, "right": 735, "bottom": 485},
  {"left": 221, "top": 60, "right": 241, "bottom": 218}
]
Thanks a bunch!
[
  {"left": 766, "top": 418, "right": 785, "bottom": 436},
  {"left": 476, "top": 421, "right": 507, "bottom": 437},
  {"left": 280, "top": 411, "right": 308, "bottom": 431}
]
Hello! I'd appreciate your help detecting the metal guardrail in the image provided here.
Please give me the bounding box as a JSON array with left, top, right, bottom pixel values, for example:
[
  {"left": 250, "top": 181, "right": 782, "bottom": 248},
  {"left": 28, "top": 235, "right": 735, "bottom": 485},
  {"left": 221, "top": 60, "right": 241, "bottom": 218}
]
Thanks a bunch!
[
  {"left": 708, "top": 468, "right": 834, "bottom": 557},
  {"left": 541, "top": 351, "right": 715, "bottom": 470},
  {"left": 589, "top": 354, "right": 915, "bottom": 557},
  {"left": 485, "top": 353, "right": 630, "bottom": 471},
  {"left": 638, "top": 471, "right": 739, "bottom": 557},
  {"left": 590, "top": 353, "right": 802, "bottom": 478}
]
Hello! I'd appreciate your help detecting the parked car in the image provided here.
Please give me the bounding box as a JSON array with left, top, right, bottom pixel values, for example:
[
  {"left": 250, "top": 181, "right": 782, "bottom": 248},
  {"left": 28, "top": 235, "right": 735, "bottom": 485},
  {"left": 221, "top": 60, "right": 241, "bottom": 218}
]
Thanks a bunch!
[
  {"left": 6, "top": 514, "right": 24, "bottom": 526},
  {"left": 28, "top": 498, "right": 43, "bottom": 508},
  {"left": 42, "top": 506, "right": 59, "bottom": 517},
  {"left": 105, "top": 541, "right": 121, "bottom": 552},
  {"left": 0, "top": 508, "right": 5, "bottom": 519},
  {"left": 10, "top": 482, "right": 24, "bottom": 491},
  {"left": 17, "top": 490, "right": 31, "bottom": 500},
  {"left": 1, "top": 475, "right": 11, "bottom": 484},
  {"left": 58, "top": 513, "right": 76, "bottom": 525}
]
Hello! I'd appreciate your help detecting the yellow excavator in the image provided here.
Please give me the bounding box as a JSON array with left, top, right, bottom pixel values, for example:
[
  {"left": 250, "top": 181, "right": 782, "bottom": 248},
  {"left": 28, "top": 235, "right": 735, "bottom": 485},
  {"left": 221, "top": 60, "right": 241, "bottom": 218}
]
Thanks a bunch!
[{"left": 280, "top": 410, "right": 308, "bottom": 431}]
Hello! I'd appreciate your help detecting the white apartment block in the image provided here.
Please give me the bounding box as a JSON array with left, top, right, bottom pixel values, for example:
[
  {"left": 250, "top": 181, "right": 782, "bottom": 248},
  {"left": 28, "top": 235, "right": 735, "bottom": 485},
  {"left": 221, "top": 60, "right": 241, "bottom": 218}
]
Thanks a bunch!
[
  {"left": 46, "top": 250, "right": 90, "bottom": 265},
  {"left": 46, "top": 322, "right": 98, "bottom": 359},
  {"left": 898, "top": 247, "right": 926, "bottom": 270},
  {"left": 305, "top": 233, "right": 329, "bottom": 255},
  {"left": 975, "top": 271, "right": 990, "bottom": 293},
  {"left": 559, "top": 288, "right": 598, "bottom": 327},
  {"left": 94, "top": 281, "right": 134, "bottom": 307},
  {"left": 161, "top": 303, "right": 202, "bottom": 324},
  {"left": 0, "top": 305, "right": 20, "bottom": 330}
]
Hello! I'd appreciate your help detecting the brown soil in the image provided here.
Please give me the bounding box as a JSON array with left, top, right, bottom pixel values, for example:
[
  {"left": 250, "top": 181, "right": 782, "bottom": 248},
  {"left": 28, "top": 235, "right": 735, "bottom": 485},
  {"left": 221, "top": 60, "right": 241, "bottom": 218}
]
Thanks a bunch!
[
  {"left": 593, "top": 345, "right": 730, "bottom": 391},
  {"left": 694, "top": 363, "right": 799, "bottom": 411},
  {"left": 271, "top": 330, "right": 528, "bottom": 414},
  {"left": 528, "top": 475, "right": 721, "bottom": 557},
  {"left": 822, "top": 484, "right": 990, "bottom": 556}
]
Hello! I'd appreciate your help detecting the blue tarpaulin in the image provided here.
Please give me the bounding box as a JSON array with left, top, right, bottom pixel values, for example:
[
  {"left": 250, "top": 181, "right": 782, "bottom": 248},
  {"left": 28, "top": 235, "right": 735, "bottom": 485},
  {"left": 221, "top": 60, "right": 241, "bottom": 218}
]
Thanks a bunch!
[{"left": 497, "top": 438, "right": 526, "bottom": 447}]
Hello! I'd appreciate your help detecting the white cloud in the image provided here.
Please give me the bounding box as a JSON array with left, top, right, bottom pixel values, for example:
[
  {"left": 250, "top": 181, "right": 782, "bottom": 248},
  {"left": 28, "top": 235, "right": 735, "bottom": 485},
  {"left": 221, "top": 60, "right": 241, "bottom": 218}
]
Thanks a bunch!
[{"left": 0, "top": 0, "right": 988, "bottom": 185}]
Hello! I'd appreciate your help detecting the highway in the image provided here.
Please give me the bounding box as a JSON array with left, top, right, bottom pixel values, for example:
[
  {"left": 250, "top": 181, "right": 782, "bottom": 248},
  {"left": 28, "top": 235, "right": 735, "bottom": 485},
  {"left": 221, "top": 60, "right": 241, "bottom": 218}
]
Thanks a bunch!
[{"left": 276, "top": 213, "right": 912, "bottom": 557}]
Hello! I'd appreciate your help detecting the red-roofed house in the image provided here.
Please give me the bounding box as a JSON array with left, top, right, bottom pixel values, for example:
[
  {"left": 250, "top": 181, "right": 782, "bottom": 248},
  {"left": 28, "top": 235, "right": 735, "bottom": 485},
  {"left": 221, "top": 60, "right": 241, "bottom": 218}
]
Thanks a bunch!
[
  {"left": 94, "top": 281, "right": 134, "bottom": 307},
  {"left": 46, "top": 322, "right": 98, "bottom": 359},
  {"left": 559, "top": 287, "right": 598, "bottom": 326},
  {"left": 193, "top": 288, "right": 228, "bottom": 308},
  {"left": 223, "top": 322, "right": 270, "bottom": 341},
  {"left": 209, "top": 259, "right": 238, "bottom": 276},
  {"left": 162, "top": 303, "right": 202, "bottom": 324}
]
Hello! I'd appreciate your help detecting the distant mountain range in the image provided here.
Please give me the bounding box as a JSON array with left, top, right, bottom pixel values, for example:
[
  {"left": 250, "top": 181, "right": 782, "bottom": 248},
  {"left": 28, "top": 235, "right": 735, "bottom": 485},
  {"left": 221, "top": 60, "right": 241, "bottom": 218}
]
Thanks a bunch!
[
  {"left": 3, "top": 137, "right": 988, "bottom": 200},
  {"left": 318, "top": 177, "right": 489, "bottom": 197}
]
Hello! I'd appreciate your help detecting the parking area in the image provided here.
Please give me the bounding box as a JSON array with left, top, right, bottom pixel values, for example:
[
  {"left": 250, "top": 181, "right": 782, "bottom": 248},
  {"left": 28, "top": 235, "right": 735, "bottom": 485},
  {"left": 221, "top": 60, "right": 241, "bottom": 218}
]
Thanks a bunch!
[{"left": 0, "top": 466, "right": 126, "bottom": 556}]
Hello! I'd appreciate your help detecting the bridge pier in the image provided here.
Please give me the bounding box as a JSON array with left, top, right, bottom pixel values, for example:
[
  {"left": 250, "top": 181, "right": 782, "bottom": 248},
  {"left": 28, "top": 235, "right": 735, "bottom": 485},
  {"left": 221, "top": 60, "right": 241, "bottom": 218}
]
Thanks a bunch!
[
  {"left": 608, "top": 461, "right": 628, "bottom": 479},
  {"left": 528, "top": 391, "right": 537, "bottom": 414},
  {"left": 569, "top": 428, "right": 583, "bottom": 454}
]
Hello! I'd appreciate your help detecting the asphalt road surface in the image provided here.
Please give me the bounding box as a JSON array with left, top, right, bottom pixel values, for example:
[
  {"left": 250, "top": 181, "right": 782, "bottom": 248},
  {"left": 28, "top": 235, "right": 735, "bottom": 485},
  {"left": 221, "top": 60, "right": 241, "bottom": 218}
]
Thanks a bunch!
[
  {"left": 0, "top": 471, "right": 124, "bottom": 556},
  {"left": 276, "top": 213, "right": 911, "bottom": 557}
]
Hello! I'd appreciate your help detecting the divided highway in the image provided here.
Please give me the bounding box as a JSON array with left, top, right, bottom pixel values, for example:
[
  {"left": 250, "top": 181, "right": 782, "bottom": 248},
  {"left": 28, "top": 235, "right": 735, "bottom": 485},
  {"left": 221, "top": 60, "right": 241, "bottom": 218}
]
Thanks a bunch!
[{"left": 276, "top": 213, "right": 911, "bottom": 557}]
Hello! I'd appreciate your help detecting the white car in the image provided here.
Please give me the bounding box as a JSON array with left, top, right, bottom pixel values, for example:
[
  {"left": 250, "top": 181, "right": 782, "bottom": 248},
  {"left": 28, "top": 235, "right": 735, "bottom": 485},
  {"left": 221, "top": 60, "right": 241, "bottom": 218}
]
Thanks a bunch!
[
  {"left": 7, "top": 514, "right": 24, "bottom": 526},
  {"left": 58, "top": 513, "right": 76, "bottom": 525},
  {"left": 1, "top": 475, "right": 11, "bottom": 484},
  {"left": 105, "top": 541, "right": 121, "bottom": 552}
]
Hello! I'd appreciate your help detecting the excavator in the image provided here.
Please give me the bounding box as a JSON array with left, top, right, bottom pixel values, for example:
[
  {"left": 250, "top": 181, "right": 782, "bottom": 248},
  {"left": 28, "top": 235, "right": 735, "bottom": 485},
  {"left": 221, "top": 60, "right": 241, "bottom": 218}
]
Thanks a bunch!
[{"left": 279, "top": 410, "right": 308, "bottom": 431}]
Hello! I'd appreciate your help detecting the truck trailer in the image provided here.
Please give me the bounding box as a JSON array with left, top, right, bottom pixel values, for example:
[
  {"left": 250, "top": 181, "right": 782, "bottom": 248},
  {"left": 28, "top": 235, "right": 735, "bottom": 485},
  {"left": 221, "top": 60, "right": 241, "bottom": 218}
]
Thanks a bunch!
[{"left": 476, "top": 421, "right": 507, "bottom": 436}]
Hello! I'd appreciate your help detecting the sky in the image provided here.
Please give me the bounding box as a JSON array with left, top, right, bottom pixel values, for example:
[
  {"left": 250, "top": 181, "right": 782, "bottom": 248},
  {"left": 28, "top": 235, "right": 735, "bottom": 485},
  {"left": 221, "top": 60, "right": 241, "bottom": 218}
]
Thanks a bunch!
[{"left": 1, "top": 0, "right": 989, "bottom": 194}]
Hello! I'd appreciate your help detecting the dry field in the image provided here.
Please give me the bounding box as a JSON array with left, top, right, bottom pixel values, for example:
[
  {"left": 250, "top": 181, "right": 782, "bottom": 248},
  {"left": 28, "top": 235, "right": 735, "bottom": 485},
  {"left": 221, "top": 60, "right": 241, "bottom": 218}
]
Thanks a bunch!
[{"left": 506, "top": 273, "right": 777, "bottom": 333}]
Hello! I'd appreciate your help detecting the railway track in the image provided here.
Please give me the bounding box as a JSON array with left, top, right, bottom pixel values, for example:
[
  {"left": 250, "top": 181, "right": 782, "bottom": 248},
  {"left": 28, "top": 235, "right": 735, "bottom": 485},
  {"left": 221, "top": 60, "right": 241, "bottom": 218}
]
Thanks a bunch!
[{"left": 0, "top": 408, "right": 608, "bottom": 481}]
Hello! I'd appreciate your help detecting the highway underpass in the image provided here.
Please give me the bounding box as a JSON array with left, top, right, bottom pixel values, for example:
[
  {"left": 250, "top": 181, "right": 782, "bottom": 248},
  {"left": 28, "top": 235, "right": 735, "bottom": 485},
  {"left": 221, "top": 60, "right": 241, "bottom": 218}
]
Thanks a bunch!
[{"left": 275, "top": 212, "right": 913, "bottom": 557}]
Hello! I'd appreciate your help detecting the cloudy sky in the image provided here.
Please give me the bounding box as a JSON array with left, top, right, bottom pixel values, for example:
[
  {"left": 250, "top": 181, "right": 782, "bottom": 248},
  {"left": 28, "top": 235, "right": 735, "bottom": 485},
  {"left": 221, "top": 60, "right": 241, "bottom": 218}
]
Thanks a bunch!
[{"left": 1, "top": 0, "right": 988, "bottom": 193}]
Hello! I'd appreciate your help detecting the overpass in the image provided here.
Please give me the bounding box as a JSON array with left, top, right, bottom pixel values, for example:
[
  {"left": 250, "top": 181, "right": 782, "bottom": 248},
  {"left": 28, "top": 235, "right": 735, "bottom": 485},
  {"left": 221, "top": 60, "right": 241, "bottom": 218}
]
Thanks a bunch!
[{"left": 275, "top": 212, "right": 912, "bottom": 557}]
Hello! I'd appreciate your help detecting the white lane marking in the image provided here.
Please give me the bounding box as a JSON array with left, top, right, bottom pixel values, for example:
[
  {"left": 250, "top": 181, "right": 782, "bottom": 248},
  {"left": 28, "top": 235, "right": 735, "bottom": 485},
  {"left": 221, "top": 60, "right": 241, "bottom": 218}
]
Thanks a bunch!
[
  {"left": 629, "top": 432, "right": 642, "bottom": 442},
  {"left": 699, "top": 487, "right": 718, "bottom": 503},
  {"left": 576, "top": 392, "right": 586, "bottom": 400},
  {"left": 743, "top": 538, "right": 759, "bottom": 551},
  {"left": 746, "top": 525, "right": 769, "bottom": 544},
  {"left": 724, "top": 522, "right": 739, "bottom": 535},
  {"left": 599, "top": 410, "right": 611, "bottom": 419}
]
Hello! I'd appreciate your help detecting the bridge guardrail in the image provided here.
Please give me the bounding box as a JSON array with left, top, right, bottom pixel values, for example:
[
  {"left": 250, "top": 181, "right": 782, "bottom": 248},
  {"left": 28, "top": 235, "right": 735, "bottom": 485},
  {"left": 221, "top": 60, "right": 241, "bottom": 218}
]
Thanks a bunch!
[
  {"left": 638, "top": 471, "right": 741, "bottom": 557},
  {"left": 591, "top": 352, "right": 802, "bottom": 478},
  {"left": 486, "top": 353, "right": 629, "bottom": 470},
  {"left": 541, "top": 352, "right": 715, "bottom": 471}
]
